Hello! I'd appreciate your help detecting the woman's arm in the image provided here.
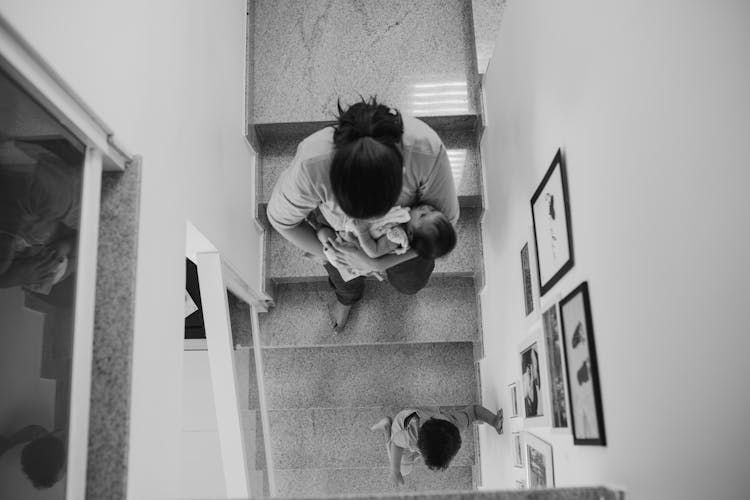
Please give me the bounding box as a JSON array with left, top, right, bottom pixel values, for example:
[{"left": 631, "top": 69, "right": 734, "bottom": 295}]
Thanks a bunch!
[{"left": 328, "top": 240, "right": 418, "bottom": 274}]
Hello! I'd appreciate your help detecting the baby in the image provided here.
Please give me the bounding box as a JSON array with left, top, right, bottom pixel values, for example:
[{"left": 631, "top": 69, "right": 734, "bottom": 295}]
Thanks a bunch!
[
  {"left": 317, "top": 204, "right": 456, "bottom": 281},
  {"left": 371, "top": 405, "right": 503, "bottom": 485}
]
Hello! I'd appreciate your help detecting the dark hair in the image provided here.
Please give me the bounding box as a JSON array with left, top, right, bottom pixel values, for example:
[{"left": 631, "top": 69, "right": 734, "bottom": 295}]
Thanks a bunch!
[
  {"left": 411, "top": 210, "right": 457, "bottom": 259},
  {"left": 330, "top": 97, "right": 404, "bottom": 219},
  {"left": 417, "top": 418, "right": 462, "bottom": 470},
  {"left": 21, "top": 435, "right": 66, "bottom": 489}
]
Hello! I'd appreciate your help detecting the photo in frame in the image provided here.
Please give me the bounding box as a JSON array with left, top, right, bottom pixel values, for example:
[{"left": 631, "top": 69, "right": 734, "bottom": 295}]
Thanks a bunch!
[
  {"left": 542, "top": 302, "right": 569, "bottom": 429},
  {"left": 525, "top": 432, "right": 555, "bottom": 488},
  {"left": 560, "top": 282, "right": 606, "bottom": 445},
  {"left": 508, "top": 382, "right": 519, "bottom": 418},
  {"left": 521, "top": 242, "right": 534, "bottom": 316},
  {"left": 530, "top": 149, "right": 574, "bottom": 296},
  {"left": 512, "top": 432, "right": 524, "bottom": 468},
  {"left": 518, "top": 324, "right": 550, "bottom": 427}
]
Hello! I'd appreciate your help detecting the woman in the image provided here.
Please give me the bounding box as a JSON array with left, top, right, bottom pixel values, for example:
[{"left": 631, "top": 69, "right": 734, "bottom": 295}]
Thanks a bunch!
[{"left": 267, "top": 97, "right": 459, "bottom": 332}]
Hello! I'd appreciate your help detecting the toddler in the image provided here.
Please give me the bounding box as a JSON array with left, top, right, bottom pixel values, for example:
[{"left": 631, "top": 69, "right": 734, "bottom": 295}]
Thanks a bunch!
[
  {"left": 317, "top": 204, "right": 457, "bottom": 281},
  {"left": 371, "top": 405, "right": 503, "bottom": 486}
]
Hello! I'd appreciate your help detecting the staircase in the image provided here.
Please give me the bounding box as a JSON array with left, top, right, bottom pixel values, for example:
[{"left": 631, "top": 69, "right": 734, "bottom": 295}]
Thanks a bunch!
[{"left": 242, "top": 0, "right": 488, "bottom": 496}]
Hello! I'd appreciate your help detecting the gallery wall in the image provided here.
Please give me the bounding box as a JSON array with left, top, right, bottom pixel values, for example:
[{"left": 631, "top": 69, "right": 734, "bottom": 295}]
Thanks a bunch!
[
  {"left": 476, "top": 1, "right": 750, "bottom": 499},
  {"left": 0, "top": 1, "right": 261, "bottom": 498}
]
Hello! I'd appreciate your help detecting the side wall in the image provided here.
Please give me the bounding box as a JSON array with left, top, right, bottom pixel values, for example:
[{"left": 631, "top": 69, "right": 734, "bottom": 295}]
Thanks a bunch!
[
  {"left": 1, "top": 1, "right": 262, "bottom": 498},
  {"left": 477, "top": 1, "right": 750, "bottom": 499}
]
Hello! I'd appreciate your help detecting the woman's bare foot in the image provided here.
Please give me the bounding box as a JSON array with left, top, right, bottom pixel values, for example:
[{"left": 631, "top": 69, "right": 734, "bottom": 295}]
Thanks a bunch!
[
  {"left": 327, "top": 300, "right": 352, "bottom": 334},
  {"left": 492, "top": 409, "right": 504, "bottom": 435},
  {"left": 370, "top": 416, "right": 392, "bottom": 443}
]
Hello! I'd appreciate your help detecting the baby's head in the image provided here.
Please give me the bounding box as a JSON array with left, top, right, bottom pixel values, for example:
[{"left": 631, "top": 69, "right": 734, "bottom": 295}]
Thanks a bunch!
[
  {"left": 417, "top": 418, "right": 462, "bottom": 470},
  {"left": 406, "top": 205, "right": 456, "bottom": 259}
]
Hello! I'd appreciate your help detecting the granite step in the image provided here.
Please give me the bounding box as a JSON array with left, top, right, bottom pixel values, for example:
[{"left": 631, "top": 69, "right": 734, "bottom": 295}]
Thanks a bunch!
[
  {"left": 264, "top": 207, "right": 483, "bottom": 284},
  {"left": 251, "top": 0, "right": 480, "bottom": 125},
  {"left": 257, "top": 125, "right": 482, "bottom": 209},
  {"left": 275, "top": 466, "right": 473, "bottom": 497},
  {"left": 261, "top": 342, "right": 477, "bottom": 410},
  {"left": 267, "top": 406, "right": 476, "bottom": 469},
  {"left": 256, "top": 277, "right": 479, "bottom": 348}
]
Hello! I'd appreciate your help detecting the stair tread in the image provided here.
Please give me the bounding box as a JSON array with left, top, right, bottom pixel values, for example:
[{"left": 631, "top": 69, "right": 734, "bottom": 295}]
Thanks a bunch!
[
  {"left": 261, "top": 342, "right": 477, "bottom": 409},
  {"left": 257, "top": 277, "right": 478, "bottom": 347},
  {"left": 252, "top": 0, "right": 479, "bottom": 125},
  {"left": 266, "top": 207, "right": 483, "bottom": 282},
  {"left": 274, "top": 465, "right": 473, "bottom": 497},
  {"left": 266, "top": 406, "right": 476, "bottom": 469}
]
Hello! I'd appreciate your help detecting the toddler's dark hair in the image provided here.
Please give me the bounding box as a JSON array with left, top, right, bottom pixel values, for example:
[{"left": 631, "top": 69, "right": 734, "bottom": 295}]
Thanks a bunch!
[
  {"left": 331, "top": 96, "right": 404, "bottom": 219},
  {"left": 21, "top": 435, "right": 66, "bottom": 489},
  {"left": 417, "top": 418, "right": 462, "bottom": 470},
  {"left": 411, "top": 210, "right": 457, "bottom": 259}
]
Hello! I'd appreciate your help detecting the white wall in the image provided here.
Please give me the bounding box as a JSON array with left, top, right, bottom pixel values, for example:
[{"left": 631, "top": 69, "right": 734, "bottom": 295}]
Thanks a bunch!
[
  {"left": 477, "top": 1, "right": 750, "bottom": 499},
  {"left": 0, "top": 1, "right": 262, "bottom": 498}
]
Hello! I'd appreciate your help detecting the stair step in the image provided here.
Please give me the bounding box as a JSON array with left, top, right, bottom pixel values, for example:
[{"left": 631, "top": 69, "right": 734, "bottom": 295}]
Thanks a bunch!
[
  {"left": 257, "top": 277, "right": 478, "bottom": 347},
  {"left": 262, "top": 342, "right": 477, "bottom": 409},
  {"left": 275, "top": 466, "right": 473, "bottom": 497},
  {"left": 267, "top": 406, "right": 475, "bottom": 469},
  {"left": 252, "top": 0, "right": 479, "bottom": 125},
  {"left": 265, "top": 207, "right": 483, "bottom": 283},
  {"left": 258, "top": 126, "right": 482, "bottom": 208}
]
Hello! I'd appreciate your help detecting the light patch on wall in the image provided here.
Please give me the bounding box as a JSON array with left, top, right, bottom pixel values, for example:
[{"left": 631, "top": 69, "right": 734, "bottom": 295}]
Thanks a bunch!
[
  {"left": 447, "top": 148, "right": 468, "bottom": 187},
  {"left": 408, "top": 81, "right": 469, "bottom": 115}
]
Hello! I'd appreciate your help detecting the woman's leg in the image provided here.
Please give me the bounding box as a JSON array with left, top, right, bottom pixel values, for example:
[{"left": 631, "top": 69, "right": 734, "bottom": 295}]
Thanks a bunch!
[{"left": 385, "top": 255, "right": 435, "bottom": 295}]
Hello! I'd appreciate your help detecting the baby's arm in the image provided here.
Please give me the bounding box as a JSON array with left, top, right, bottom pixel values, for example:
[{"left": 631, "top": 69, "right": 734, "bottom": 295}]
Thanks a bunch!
[
  {"left": 388, "top": 442, "right": 405, "bottom": 485},
  {"left": 351, "top": 222, "right": 400, "bottom": 258}
]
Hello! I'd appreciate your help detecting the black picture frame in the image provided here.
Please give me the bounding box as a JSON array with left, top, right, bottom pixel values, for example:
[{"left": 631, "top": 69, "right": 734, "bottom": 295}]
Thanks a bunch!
[
  {"left": 521, "top": 242, "right": 534, "bottom": 316},
  {"left": 530, "top": 149, "right": 574, "bottom": 296},
  {"left": 559, "top": 282, "right": 606, "bottom": 445}
]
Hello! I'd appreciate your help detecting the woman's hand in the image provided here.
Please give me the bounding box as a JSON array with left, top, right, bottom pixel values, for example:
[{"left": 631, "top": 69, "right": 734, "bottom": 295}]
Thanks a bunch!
[{"left": 326, "top": 238, "right": 379, "bottom": 273}]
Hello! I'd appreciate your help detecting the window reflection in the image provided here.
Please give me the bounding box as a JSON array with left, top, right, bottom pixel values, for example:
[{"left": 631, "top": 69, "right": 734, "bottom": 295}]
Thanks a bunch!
[{"left": 0, "top": 68, "right": 84, "bottom": 499}]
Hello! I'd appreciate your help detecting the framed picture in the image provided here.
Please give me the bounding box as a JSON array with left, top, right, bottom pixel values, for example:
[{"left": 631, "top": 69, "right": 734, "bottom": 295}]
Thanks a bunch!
[
  {"left": 518, "top": 324, "right": 550, "bottom": 427},
  {"left": 521, "top": 242, "right": 534, "bottom": 316},
  {"left": 512, "top": 432, "right": 524, "bottom": 468},
  {"left": 508, "top": 382, "right": 519, "bottom": 418},
  {"left": 560, "top": 282, "right": 606, "bottom": 445},
  {"left": 525, "top": 432, "right": 555, "bottom": 488},
  {"left": 542, "top": 303, "right": 569, "bottom": 429},
  {"left": 530, "top": 149, "right": 574, "bottom": 296}
]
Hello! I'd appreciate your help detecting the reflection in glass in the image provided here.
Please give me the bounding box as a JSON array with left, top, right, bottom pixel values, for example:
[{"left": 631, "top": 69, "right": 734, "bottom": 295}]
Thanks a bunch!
[{"left": 0, "top": 68, "right": 85, "bottom": 499}]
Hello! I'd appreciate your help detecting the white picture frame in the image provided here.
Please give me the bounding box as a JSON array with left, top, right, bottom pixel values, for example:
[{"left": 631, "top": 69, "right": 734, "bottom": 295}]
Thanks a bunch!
[
  {"left": 524, "top": 432, "right": 555, "bottom": 488},
  {"left": 518, "top": 323, "right": 551, "bottom": 427}
]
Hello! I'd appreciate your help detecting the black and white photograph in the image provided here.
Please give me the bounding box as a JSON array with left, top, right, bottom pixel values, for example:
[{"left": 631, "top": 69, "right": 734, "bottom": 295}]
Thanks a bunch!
[
  {"left": 521, "top": 242, "right": 534, "bottom": 315},
  {"left": 520, "top": 342, "right": 543, "bottom": 419},
  {"left": 560, "top": 282, "right": 606, "bottom": 445},
  {"left": 531, "top": 149, "right": 574, "bottom": 296},
  {"left": 543, "top": 303, "right": 569, "bottom": 429},
  {"left": 525, "top": 432, "right": 555, "bottom": 488},
  {"left": 513, "top": 432, "right": 524, "bottom": 468},
  {"left": 508, "top": 382, "right": 519, "bottom": 418}
]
